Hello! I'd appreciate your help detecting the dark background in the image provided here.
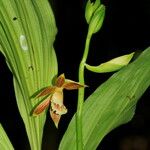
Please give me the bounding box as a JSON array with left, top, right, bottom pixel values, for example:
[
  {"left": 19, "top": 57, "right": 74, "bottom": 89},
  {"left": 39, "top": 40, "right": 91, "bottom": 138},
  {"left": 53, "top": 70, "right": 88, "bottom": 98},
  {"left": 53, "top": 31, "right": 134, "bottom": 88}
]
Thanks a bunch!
[{"left": 0, "top": 0, "right": 150, "bottom": 149}]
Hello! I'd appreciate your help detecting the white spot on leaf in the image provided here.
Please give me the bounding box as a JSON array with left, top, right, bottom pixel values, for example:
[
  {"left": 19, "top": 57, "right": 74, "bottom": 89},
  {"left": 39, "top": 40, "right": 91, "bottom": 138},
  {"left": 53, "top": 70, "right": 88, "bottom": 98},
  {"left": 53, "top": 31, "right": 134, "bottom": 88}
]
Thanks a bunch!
[{"left": 19, "top": 35, "right": 28, "bottom": 51}]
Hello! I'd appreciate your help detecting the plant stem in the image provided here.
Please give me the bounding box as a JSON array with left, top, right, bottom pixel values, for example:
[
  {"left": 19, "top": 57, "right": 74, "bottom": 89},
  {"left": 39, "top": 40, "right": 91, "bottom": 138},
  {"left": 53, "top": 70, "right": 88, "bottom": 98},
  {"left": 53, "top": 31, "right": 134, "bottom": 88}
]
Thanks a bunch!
[{"left": 76, "top": 32, "right": 92, "bottom": 150}]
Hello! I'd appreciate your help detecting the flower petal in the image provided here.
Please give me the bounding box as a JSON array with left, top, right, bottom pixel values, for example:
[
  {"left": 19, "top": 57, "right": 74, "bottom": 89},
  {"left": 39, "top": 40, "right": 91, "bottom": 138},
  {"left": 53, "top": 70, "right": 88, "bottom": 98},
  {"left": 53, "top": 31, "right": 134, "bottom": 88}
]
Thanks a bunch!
[
  {"left": 52, "top": 89, "right": 64, "bottom": 105},
  {"left": 50, "top": 110, "right": 61, "bottom": 128},
  {"left": 51, "top": 102, "right": 67, "bottom": 115},
  {"left": 63, "top": 79, "right": 87, "bottom": 90},
  {"left": 56, "top": 73, "right": 65, "bottom": 87},
  {"left": 32, "top": 97, "right": 51, "bottom": 115},
  {"left": 50, "top": 89, "right": 67, "bottom": 128},
  {"left": 36, "top": 86, "right": 56, "bottom": 98}
]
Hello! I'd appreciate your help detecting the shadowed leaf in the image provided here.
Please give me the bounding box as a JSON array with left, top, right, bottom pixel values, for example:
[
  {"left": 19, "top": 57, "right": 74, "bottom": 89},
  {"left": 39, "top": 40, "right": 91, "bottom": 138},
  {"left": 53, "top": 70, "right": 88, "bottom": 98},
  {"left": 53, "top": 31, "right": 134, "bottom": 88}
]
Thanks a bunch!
[{"left": 0, "top": 124, "right": 14, "bottom": 150}]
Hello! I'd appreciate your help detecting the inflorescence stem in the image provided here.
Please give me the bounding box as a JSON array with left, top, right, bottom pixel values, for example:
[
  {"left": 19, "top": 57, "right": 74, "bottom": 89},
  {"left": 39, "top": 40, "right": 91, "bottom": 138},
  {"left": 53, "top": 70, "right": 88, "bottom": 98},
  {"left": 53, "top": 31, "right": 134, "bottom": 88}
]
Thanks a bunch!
[{"left": 76, "top": 32, "right": 92, "bottom": 150}]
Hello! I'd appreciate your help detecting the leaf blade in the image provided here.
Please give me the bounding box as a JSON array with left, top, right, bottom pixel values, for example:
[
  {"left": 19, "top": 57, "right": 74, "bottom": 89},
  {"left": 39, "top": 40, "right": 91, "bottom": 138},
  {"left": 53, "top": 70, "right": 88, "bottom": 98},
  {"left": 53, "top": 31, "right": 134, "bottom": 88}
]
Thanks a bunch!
[
  {"left": 0, "top": 124, "right": 14, "bottom": 150},
  {"left": 85, "top": 52, "right": 134, "bottom": 73},
  {"left": 59, "top": 47, "right": 150, "bottom": 150},
  {"left": 0, "top": 0, "right": 57, "bottom": 149}
]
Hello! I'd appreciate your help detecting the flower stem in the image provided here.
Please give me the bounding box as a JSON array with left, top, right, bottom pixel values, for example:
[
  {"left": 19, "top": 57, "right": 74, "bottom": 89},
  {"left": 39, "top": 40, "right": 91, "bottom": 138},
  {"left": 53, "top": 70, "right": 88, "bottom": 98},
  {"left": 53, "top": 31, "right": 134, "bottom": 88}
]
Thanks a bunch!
[{"left": 76, "top": 32, "right": 92, "bottom": 150}]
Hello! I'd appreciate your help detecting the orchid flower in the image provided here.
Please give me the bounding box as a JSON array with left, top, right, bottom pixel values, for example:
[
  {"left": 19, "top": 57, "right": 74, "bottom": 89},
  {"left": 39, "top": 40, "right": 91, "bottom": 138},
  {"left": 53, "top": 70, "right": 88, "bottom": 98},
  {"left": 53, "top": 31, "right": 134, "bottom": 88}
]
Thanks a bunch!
[{"left": 32, "top": 74, "right": 86, "bottom": 128}]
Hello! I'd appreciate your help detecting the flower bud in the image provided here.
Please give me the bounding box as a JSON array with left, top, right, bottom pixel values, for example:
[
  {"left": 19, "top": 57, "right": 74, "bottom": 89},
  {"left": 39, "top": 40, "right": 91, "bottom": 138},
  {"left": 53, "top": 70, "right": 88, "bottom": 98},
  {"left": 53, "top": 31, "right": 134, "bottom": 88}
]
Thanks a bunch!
[
  {"left": 88, "top": 4, "right": 105, "bottom": 35},
  {"left": 85, "top": 0, "right": 101, "bottom": 24}
]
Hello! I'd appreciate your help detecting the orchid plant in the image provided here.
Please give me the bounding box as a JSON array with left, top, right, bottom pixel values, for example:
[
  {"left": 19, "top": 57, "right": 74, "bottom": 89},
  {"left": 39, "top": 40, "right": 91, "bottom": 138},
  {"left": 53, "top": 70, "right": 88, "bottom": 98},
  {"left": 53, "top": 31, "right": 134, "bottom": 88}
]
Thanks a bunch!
[{"left": 0, "top": 0, "right": 150, "bottom": 150}]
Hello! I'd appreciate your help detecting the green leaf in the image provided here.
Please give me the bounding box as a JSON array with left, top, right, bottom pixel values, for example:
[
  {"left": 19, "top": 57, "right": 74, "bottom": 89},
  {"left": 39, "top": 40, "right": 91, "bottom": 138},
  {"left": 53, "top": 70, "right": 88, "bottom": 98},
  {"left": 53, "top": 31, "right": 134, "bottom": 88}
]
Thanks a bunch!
[
  {"left": 85, "top": 52, "right": 134, "bottom": 73},
  {"left": 0, "top": 124, "right": 14, "bottom": 150},
  {"left": 59, "top": 47, "right": 150, "bottom": 150},
  {"left": 0, "top": 0, "right": 57, "bottom": 149}
]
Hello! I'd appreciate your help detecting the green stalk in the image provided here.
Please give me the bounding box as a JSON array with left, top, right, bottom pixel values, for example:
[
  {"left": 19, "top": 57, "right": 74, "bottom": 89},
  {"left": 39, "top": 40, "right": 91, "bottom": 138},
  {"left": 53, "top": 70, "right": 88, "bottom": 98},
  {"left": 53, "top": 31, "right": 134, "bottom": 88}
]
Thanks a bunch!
[{"left": 76, "top": 32, "right": 92, "bottom": 149}]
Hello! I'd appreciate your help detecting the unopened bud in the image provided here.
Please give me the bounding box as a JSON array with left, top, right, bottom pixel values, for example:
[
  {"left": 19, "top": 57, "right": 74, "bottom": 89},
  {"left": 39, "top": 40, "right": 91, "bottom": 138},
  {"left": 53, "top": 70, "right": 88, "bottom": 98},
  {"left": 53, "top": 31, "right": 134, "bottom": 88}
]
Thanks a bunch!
[
  {"left": 88, "top": 4, "right": 105, "bottom": 35},
  {"left": 85, "top": 0, "right": 101, "bottom": 24}
]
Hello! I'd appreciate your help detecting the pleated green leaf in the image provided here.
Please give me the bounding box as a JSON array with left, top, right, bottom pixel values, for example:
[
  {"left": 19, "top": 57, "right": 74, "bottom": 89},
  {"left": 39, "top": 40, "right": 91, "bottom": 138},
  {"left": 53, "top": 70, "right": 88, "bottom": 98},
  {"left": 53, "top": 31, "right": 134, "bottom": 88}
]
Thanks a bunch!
[
  {"left": 0, "top": 0, "right": 57, "bottom": 150},
  {"left": 59, "top": 47, "right": 150, "bottom": 150},
  {"left": 0, "top": 124, "right": 14, "bottom": 150}
]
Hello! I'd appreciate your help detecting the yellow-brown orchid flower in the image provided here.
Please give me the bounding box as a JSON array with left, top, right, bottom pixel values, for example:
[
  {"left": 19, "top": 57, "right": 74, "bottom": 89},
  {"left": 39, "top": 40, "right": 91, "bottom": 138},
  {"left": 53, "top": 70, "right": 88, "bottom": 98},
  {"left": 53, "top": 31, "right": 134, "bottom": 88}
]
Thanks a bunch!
[{"left": 32, "top": 73, "right": 86, "bottom": 128}]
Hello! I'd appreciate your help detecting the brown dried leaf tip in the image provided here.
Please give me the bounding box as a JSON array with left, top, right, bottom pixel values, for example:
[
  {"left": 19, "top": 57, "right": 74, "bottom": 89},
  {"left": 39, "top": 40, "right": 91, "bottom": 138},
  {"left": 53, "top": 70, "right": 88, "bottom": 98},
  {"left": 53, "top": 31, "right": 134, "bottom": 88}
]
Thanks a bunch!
[{"left": 32, "top": 73, "right": 87, "bottom": 128}]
